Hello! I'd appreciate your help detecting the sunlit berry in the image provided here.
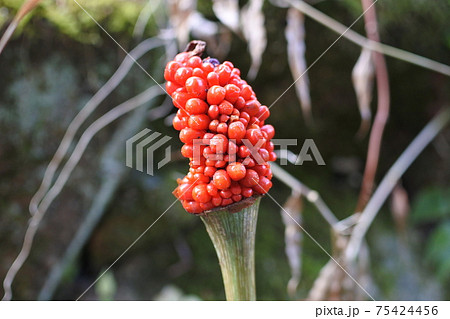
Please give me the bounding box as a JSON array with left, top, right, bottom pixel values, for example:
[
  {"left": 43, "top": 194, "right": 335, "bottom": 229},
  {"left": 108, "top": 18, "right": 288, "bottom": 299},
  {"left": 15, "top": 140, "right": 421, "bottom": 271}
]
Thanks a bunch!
[
  {"left": 207, "top": 85, "right": 226, "bottom": 105},
  {"left": 186, "top": 76, "right": 207, "bottom": 99},
  {"left": 227, "top": 162, "right": 246, "bottom": 181},
  {"left": 212, "top": 170, "right": 231, "bottom": 190}
]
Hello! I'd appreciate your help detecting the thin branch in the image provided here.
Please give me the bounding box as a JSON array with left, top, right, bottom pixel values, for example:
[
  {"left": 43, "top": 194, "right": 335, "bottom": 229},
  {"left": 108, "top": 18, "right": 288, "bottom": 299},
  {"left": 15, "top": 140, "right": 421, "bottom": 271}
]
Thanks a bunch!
[
  {"left": 270, "top": 162, "right": 339, "bottom": 226},
  {"left": 0, "top": 0, "right": 42, "bottom": 55},
  {"left": 37, "top": 99, "right": 157, "bottom": 300},
  {"left": 345, "top": 107, "right": 450, "bottom": 262},
  {"left": 2, "top": 86, "right": 163, "bottom": 301},
  {"left": 29, "top": 38, "right": 164, "bottom": 217},
  {"left": 355, "top": 0, "right": 390, "bottom": 212},
  {"left": 285, "top": 0, "right": 450, "bottom": 77}
]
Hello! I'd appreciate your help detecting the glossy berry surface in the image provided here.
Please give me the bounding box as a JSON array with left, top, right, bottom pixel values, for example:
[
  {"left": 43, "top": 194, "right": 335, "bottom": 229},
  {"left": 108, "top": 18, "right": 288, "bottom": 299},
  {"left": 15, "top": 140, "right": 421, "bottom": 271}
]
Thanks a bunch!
[{"left": 166, "top": 44, "right": 277, "bottom": 214}]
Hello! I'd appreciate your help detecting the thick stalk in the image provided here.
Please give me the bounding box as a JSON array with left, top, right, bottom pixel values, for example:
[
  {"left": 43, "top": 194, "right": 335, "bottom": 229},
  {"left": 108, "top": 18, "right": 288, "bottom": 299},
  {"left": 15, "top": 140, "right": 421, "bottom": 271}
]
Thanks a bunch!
[{"left": 200, "top": 198, "right": 260, "bottom": 301}]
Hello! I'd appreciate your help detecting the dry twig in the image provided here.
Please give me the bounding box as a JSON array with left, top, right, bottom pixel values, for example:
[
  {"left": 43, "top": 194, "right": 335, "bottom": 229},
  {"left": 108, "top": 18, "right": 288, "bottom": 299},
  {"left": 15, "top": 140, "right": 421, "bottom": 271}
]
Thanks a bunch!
[
  {"left": 29, "top": 38, "right": 164, "bottom": 217},
  {"left": 285, "top": 0, "right": 450, "bottom": 77},
  {"left": 346, "top": 107, "right": 450, "bottom": 262},
  {"left": 2, "top": 86, "right": 163, "bottom": 301},
  {"left": 271, "top": 163, "right": 338, "bottom": 226},
  {"left": 355, "top": 0, "right": 390, "bottom": 212}
]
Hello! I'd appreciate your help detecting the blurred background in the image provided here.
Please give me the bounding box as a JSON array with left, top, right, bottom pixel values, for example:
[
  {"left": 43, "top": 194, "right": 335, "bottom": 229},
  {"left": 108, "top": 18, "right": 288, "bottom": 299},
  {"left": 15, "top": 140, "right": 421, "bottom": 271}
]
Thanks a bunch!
[{"left": 0, "top": 0, "right": 449, "bottom": 300}]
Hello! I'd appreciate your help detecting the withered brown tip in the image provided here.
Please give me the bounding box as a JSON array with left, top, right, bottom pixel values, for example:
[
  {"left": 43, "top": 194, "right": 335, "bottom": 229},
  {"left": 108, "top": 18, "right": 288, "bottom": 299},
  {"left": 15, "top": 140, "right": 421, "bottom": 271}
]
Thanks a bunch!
[{"left": 184, "top": 40, "right": 206, "bottom": 57}]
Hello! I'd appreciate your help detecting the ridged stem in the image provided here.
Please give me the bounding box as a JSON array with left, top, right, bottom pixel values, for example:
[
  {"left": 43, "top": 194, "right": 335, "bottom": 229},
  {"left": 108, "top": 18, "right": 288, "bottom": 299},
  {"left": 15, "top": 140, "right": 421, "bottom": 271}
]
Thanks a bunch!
[{"left": 200, "top": 197, "right": 260, "bottom": 301}]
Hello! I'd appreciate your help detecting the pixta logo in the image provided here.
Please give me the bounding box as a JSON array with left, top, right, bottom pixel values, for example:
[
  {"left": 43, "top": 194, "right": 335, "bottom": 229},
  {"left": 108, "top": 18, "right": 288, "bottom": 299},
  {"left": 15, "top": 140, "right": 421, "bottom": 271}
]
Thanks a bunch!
[
  {"left": 126, "top": 128, "right": 325, "bottom": 176},
  {"left": 126, "top": 128, "right": 172, "bottom": 176}
]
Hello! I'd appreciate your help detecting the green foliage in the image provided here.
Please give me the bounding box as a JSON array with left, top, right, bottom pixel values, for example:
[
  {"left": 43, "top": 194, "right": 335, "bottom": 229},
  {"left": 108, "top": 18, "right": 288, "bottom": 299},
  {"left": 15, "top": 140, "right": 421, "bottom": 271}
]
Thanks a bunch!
[
  {"left": 0, "top": 0, "right": 148, "bottom": 43},
  {"left": 412, "top": 187, "right": 450, "bottom": 282},
  {"left": 411, "top": 187, "right": 450, "bottom": 224},
  {"left": 426, "top": 222, "right": 450, "bottom": 281}
]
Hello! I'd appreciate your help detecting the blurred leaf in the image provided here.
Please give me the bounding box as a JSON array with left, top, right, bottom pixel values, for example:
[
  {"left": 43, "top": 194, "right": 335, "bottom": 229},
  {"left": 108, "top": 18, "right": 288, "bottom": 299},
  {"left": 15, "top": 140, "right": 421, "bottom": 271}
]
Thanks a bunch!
[
  {"left": 352, "top": 48, "right": 374, "bottom": 138},
  {"left": 95, "top": 270, "right": 117, "bottom": 301},
  {"left": 168, "top": 0, "right": 196, "bottom": 47},
  {"left": 241, "top": 0, "right": 266, "bottom": 79},
  {"left": 285, "top": 8, "right": 312, "bottom": 124},
  {"left": 212, "top": 0, "right": 239, "bottom": 32},
  {"left": 411, "top": 187, "right": 450, "bottom": 224},
  {"left": 280, "top": 191, "right": 303, "bottom": 298},
  {"left": 390, "top": 183, "right": 410, "bottom": 233},
  {"left": 425, "top": 221, "right": 450, "bottom": 281}
]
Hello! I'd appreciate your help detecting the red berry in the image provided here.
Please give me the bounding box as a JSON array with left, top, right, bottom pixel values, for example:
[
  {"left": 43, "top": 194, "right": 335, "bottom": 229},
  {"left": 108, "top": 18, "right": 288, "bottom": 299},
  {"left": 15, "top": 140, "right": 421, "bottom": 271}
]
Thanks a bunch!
[
  {"left": 174, "top": 52, "right": 190, "bottom": 63},
  {"left": 192, "top": 68, "right": 204, "bottom": 78},
  {"left": 227, "top": 162, "right": 246, "bottom": 181},
  {"left": 257, "top": 105, "right": 270, "bottom": 121},
  {"left": 217, "top": 123, "right": 228, "bottom": 134},
  {"left": 234, "top": 96, "right": 246, "bottom": 109},
  {"left": 210, "top": 134, "right": 228, "bottom": 153},
  {"left": 186, "top": 76, "right": 207, "bottom": 99},
  {"left": 224, "top": 84, "right": 240, "bottom": 103},
  {"left": 185, "top": 98, "right": 208, "bottom": 114},
  {"left": 174, "top": 67, "right": 193, "bottom": 85},
  {"left": 239, "top": 145, "right": 251, "bottom": 158},
  {"left": 188, "top": 114, "right": 210, "bottom": 130},
  {"left": 177, "top": 183, "right": 194, "bottom": 200},
  {"left": 242, "top": 187, "right": 253, "bottom": 198},
  {"left": 240, "top": 169, "right": 259, "bottom": 187},
  {"left": 243, "top": 100, "right": 260, "bottom": 116},
  {"left": 173, "top": 115, "right": 188, "bottom": 131},
  {"left": 208, "top": 105, "right": 220, "bottom": 119},
  {"left": 181, "top": 144, "right": 194, "bottom": 158},
  {"left": 173, "top": 88, "right": 192, "bottom": 109},
  {"left": 232, "top": 194, "right": 242, "bottom": 202},
  {"left": 240, "top": 85, "right": 253, "bottom": 100},
  {"left": 222, "top": 198, "right": 233, "bottom": 206},
  {"left": 219, "top": 114, "right": 229, "bottom": 123},
  {"left": 207, "top": 85, "right": 226, "bottom": 105},
  {"left": 180, "top": 128, "right": 204, "bottom": 144},
  {"left": 187, "top": 56, "right": 202, "bottom": 68},
  {"left": 219, "top": 100, "right": 234, "bottom": 115},
  {"left": 212, "top": 170, "right": 231, "bottom": 190},
  {"left": 207, "top": 183, "right": 218, "bottom": 196},
  {"left": 228, "top": 121, "right": 246, "bottom": 142},
  {"left": 207, "top": 72, "right": 220, "bottom": 86},
  {"left": 192, "top": 184, "right": 212, "bottom": 203},
  {"left": 253, "top": 176, "right": 272, "bottom": 194},
  {"left": 245, "top": 128, "right": 265, "bottom": 146},
  {"left": 202, "top": 62, "right": 214, "bottom": 73},
  {"left": 209, "top": 119, "right": 219, "bottom": 132},
  {"left": 217, "top": 65, "right": 232, "bottom": 86},
  {"left": 166, "top": 81, "right": 181, "bottom": 95},
  {"left": 164, "top": 61, "right": 181, "bottom": 81},
  {"left": 212, "top": 195, "right": 222, "bottom": 206},
  {"left": 261, "top": 124, "right": 275, "bottom": 140},
  {"left": 220, "top": 189, "right": 232, "bottom": 199}
]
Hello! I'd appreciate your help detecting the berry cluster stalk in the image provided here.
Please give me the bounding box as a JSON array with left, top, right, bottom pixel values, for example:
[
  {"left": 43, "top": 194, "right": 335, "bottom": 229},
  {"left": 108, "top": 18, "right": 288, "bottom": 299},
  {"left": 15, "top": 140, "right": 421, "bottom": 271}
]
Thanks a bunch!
[{"left": 200, "top": 197, "right": 260, "bottom": 301}]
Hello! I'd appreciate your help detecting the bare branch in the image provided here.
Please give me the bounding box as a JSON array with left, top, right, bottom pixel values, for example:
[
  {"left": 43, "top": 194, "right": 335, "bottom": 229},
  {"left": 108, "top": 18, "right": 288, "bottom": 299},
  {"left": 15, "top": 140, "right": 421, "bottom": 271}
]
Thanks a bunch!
[
  {"left": 270, "top": 163, "right": 339, "bottom": 226},
  {"left": 29, "top": 38, "right": 164, "bottom": 217},
  {"left": 285, "top": 0, "right": 450, "bottom": 77},
  {"left": 0, "top": 0, "right": 42, "bottom": 55},
  {"left": 345, "top": 107, "right": 450, "bottom": 262},
  {"left": 355, "top": 0, "right": 390, "bottom": 212},
  {"left": 37, "top": 100, "right": 158, "bottom": 300},
  {"left": 2, "top": 86, "right": 163, "bottom": 301}
]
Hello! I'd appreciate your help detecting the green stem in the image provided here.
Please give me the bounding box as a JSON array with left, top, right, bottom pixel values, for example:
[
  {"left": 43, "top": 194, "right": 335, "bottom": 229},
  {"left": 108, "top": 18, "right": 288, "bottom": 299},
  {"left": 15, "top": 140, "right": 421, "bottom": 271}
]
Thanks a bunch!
[{"left": 200, "top": 197, "right": 260, "bottom": 301}]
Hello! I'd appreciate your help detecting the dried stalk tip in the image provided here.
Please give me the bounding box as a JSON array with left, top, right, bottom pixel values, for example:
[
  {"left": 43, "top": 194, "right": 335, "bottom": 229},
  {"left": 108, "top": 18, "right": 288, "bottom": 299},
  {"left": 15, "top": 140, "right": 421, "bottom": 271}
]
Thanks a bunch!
[{"left": 184, "top": 40, "right": 206, "bottom": 57}]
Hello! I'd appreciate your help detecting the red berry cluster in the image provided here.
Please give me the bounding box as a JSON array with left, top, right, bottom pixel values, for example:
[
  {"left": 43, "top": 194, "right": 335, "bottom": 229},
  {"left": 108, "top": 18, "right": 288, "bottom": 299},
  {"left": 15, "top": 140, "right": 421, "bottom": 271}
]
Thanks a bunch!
[{"left": 165, "top": 43, "right": 276, "bottom": 214}]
